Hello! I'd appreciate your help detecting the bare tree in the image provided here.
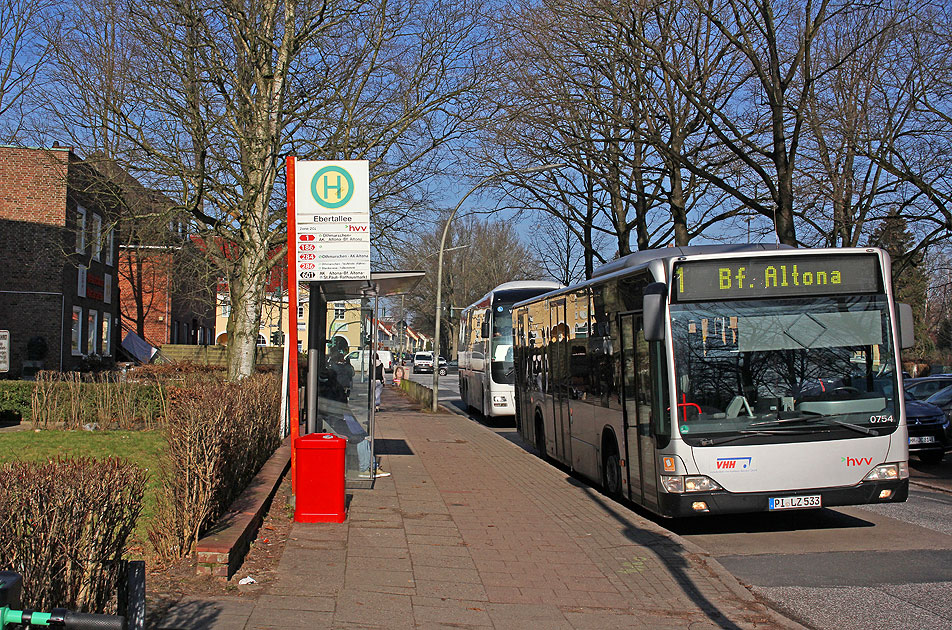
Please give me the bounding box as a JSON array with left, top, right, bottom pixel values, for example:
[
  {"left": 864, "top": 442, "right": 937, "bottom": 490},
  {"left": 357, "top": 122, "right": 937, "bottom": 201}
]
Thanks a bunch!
[
  {"left": 485, "top": 0, "right": 748, "bottom": 267},
  {"left": 646, "top": 0, "right": 895, "bottom": 245},
  {"left": 0, "top": 0, "right": 53, "bottom": 139},
  {"left": 530, "top": 212, "right": 594, "bottom": 285},
  {"left": 850, "top": 4, "right": 952, "bottom": 262},
  {"left": 487, "top": 0, "right": 671, "bottom": 264},
  {"left": 396, "top": 214, "right": 542, "bottom": 352},
  {"left": 45, "top": 0, "right": 490, "bottom": 379}
]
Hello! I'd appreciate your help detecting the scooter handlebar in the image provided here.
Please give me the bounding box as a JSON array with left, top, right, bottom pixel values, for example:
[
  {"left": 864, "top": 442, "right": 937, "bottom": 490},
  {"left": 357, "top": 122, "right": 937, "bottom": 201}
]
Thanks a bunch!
[{"left": 61, "top": 611, "right": 125, "bottom": 630}]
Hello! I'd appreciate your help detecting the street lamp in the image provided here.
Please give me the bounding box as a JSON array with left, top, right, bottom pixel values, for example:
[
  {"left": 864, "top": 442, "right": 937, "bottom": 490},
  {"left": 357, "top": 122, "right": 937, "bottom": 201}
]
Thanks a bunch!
[{"left": 431, "top": 163, "right": 564, "bottom": 411}]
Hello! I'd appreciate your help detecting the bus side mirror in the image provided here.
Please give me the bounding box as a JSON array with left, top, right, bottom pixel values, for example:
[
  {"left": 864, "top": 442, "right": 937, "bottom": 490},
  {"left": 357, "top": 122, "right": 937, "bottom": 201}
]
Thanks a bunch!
[
  {"left": 643, "top": 282, "right": 666, "bottom": 342},
  {"left": 481, "top": 321, "right": 490, "bottom": 338},
  {"left": 897, "top": 302, "right": 915, "bottom": 349}
]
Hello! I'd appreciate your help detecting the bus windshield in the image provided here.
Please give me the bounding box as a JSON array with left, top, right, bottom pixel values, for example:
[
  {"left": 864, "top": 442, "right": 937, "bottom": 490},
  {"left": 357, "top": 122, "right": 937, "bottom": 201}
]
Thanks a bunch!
[
  {"left": 670, "top": 295, "right": 899, "bottom": 445},
  {"left": 491, "top": 305, "right": 515, "bottom": 384}
]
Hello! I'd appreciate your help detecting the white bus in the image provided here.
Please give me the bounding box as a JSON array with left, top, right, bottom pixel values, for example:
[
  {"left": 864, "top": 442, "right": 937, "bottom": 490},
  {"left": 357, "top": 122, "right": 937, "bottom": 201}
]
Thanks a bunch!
[
  {"left": 513, "top": 245, "right": 914, "bottom": 517},
  {"left": 459, "top": 281, "right": 563, "bottom": 418}
]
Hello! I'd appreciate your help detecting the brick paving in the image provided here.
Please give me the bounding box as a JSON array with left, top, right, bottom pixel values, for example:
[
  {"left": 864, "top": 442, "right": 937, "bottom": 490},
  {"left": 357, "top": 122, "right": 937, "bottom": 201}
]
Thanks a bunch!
[{"left": 156, "top": 387, "right": 804, "bottom": 629}]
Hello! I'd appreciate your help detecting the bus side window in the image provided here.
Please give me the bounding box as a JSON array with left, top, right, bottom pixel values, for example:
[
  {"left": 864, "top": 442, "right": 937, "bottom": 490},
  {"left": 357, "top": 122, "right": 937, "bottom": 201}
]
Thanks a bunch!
[
  {"left": 590, "top": 286, "right": 615, "bottom": 407},
  {"left": 645, "top": 333, "right": 671, "bottom": 446}
]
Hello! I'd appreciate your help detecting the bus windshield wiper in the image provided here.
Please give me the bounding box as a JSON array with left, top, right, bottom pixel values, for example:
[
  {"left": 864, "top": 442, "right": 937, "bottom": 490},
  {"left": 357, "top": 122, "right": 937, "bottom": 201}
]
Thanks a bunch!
[
  {"left": 697, "top": 429, "right": 804, "bottom": 447},
  {"left": 750, "top": 414, "right": 878, "bottom": 436}
]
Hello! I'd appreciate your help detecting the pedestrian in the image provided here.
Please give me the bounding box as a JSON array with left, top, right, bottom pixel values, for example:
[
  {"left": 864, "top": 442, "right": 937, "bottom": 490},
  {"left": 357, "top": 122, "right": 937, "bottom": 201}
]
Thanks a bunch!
[
  {"left": 329, "top": 349, "right": 355, "bottom": 399},
  {"left": 374, "top": 352, "right": 385, "bottom": 411}
]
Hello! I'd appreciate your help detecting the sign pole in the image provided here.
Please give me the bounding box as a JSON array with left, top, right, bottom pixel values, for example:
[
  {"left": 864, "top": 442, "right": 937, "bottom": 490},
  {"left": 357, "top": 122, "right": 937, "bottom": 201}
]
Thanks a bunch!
[{"left": 286, "top": 156, "right": 300, "bottom": 496}]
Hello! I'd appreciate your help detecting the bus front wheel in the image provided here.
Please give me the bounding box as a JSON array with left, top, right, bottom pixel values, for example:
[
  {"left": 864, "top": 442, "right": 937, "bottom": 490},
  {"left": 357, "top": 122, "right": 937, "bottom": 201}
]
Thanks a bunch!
[
  {"left": 534, "top": 413, "right": 546, "bottom": 460},
  {"left": 603, "top": 446, "right": 622, "bottom": 498}
]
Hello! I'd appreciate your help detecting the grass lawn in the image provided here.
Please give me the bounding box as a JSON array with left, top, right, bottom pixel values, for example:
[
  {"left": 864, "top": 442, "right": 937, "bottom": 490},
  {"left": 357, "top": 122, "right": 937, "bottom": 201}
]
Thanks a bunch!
[{"left": 0, "top": 429, "right": 166, "bottom": 551}]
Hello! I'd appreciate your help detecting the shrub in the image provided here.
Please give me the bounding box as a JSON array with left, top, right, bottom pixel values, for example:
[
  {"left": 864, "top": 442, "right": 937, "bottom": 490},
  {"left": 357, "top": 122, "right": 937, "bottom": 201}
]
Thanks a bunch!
[
  {"left": 30, "top": 372, "right": 163, "bottom": 430},
  {"left": 0, "top": 457, "right": 146, "bottom": 613},
  {"left": 0, "top": 381, "right": 34, "bottom": 422},
  {"left": 148, "top": 373, "right": 281, "bottom": 559},
  {"left": 128, "top": 362, "right": 225, "bottom": 386}
]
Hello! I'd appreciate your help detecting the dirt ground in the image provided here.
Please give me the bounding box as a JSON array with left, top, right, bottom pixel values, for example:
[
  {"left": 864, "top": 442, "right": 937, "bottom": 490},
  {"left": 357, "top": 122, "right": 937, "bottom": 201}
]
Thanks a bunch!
[{"left": 146, "top": 473, "right": 294, "bottom": 605}]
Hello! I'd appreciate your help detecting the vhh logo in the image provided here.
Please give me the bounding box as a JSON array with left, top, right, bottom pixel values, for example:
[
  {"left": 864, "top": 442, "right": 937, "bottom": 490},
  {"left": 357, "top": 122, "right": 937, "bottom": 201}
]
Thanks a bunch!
[
  {"left": 842, "top": 456, "right": 872, "bottom": 466},
  {"left": 715, "top": 457, "right": 752, "bottom": 470}
]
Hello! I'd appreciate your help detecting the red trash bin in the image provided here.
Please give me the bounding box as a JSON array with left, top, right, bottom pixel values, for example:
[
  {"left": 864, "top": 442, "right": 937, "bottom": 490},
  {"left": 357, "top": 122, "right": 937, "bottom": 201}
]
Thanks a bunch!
[{"left": 294, "top": 433, "right": 346, "bottom": 523}]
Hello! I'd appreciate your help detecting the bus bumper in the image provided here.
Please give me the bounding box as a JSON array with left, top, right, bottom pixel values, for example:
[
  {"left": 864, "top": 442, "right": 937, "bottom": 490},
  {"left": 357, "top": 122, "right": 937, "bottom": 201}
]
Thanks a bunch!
[{"left": 657, "top": 478, "right": 909, "bottom": 517}]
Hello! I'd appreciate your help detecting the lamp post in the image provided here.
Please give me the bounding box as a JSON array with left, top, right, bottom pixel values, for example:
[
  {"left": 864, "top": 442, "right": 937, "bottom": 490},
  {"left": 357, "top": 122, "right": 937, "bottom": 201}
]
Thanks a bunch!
[{"left": 430, "top": 163, "right": 564, "bottom": 411}]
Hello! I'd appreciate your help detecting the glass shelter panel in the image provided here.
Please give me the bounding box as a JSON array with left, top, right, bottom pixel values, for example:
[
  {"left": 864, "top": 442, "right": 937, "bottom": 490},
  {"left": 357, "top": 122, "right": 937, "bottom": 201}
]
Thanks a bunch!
[{"left": 316, "top": 295, "right": 376, "bottom": 486}]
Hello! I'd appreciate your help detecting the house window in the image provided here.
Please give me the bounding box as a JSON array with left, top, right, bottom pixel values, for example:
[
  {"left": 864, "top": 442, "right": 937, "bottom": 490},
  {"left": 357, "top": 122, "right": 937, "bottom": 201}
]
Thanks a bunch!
[
  {"left": 298, "top": 305, "right": 305, "bottom": 318},
  {"left": 87, "top": 310, "right": 98, "bottom": 355},
  {"left": 91, "top": 214, "right": 102, "bottom": 261},
  {"left": 105, "top": 229, "right": 114, "bottom": 266},
  {"left": 101, "top": 313, "right": 112, "bottom": 356},
  {"left": 334, "top": 303, "right": 346, "bottom": 320},
  {"left": 75, "top": 206, "right": 86, "bottom": 253},
  {"left": 103, "top": 274, "right": 112, "bottom": 304},
  {"left": 221, "top": 301, "right": 230, "bottom": 317},
  {"left": 297, "top": 341, "right": 303, "bottom": 352},
  {"left": 77, "top": 265, "right": 87, "bottom": 298},
  {"left": 71, "top": 307, "right": 82, "bottom": 355},
  {"left": 256, "top": 334, "right": 267, "bottom": 346}
]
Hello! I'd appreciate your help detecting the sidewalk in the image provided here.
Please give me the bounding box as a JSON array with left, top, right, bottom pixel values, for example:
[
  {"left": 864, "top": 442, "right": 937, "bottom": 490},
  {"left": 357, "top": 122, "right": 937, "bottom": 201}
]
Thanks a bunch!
[{"left": 156, "top": 387, "right": 803, "bottom": 629}]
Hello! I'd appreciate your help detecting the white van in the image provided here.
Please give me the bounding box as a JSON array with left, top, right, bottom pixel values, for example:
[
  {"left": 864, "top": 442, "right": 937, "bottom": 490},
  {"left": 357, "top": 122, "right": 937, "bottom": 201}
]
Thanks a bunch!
[
  {"left": 377, "top": 350, "right": 394, "bottom": 372},
  {"left": 347, "top": 350, "right": 394, "bottom": 373}
]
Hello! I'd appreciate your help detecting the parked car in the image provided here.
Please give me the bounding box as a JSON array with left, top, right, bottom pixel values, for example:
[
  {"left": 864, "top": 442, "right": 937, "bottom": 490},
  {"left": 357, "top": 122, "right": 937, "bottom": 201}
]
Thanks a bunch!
[
  {"left": 904, "top": 374, "right": 952, "bottom": 399},
  {"left": 413, "top": 352, "right": 434, "bottom": 373},
  {"left": 436, "top": 357, "right": 451, "bottom": 376},
  {"left": 907, "top": 390, "right": 952, "bottom": 464},
  {"left": 413, "top": 352, "right": 447, "bottom": 374}
]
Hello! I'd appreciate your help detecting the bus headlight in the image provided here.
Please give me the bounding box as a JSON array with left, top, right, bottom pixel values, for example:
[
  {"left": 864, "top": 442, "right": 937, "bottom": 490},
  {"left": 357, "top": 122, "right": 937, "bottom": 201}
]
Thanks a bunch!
[
  {"left": 661, "top": 476, "right": 683, "bottom": 493},
  {"left": 661, "top": 475, "right": 722, "bottom": 493},
  {"left": 684, "top": 476, "right": 722, "bottom": 492},
  {"left": 492, "top": 395, "right": 507, "bottom": 406},
  {"left": 863, "top": 463, "right": 901, "bottom": 481}
]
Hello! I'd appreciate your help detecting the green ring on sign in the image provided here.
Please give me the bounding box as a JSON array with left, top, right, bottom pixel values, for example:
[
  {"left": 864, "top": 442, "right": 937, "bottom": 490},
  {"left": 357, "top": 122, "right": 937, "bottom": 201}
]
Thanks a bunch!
[{"left": 311, "top": 166, "right": 355, "bottom": 209}]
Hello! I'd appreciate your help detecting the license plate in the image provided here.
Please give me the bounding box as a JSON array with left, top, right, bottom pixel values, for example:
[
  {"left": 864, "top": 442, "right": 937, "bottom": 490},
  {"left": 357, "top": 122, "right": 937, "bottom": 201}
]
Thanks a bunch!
[
  {"left": 909, "top": 436, "right": 936, "bottom": 445},
  {"left": 769, "top": 495, "right": 822, "bottom": 510}
]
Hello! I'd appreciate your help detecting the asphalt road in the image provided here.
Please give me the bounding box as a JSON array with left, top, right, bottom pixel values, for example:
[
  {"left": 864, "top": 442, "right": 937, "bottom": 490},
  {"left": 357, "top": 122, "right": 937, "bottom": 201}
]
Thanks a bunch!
[{"left": 417, "top": 376, "right": 952, "bottom": 630}]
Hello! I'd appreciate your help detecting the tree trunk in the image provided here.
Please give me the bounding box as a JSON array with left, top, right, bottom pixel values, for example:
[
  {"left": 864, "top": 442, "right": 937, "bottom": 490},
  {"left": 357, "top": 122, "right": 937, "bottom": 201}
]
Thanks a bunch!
[
  {"left": 225, "top": 245, "right": 268, "bottom": 380},
  {"left": 775, "top": 171, "right": 798, "bottom": 245}
]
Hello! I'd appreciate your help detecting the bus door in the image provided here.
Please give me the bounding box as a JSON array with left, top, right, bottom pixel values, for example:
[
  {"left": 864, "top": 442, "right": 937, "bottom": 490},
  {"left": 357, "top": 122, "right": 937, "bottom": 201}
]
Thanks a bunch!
[
  {"left": 514, "top": 310, "right": 529, "bottom": 431},
  {"left": 548, "top": 299, "right": 571, "bottom": 464},
  {"left": 620, "top": 314, "right": 659, "bottom": 511}
]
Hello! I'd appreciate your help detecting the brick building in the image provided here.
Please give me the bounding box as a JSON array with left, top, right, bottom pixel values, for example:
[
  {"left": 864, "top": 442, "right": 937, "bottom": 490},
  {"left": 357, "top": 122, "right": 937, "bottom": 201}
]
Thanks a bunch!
[
  {"left": 0, "top": 146, "right": 120, "bottom": 376},
  {"left": 103, "top": 161, "right": 215, "bottom": 349},
  {"left": 117, "top": 241, "right": 216, "bottom": 348}
]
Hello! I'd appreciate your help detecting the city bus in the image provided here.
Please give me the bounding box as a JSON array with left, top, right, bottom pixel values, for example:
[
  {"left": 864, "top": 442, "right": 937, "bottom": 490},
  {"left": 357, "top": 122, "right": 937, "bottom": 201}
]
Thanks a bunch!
[
  {"left": 459, "top": 281, "right": 563, "bottom": 418},
  {"left": 513, "top": 244, "right": 914, "bottom": 517}
]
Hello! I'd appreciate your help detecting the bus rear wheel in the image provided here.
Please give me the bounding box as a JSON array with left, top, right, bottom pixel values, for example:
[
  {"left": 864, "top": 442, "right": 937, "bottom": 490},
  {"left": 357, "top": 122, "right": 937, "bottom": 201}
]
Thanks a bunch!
[{"left": 603, "top": 448, "right": 622, "bottom": 498}]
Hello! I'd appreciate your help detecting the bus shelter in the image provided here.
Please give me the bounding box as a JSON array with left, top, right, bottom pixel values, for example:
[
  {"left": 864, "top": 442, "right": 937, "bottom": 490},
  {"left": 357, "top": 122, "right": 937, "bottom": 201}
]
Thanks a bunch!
[{"left": 293, "top": 271, "right": 423, "bottom": 489}]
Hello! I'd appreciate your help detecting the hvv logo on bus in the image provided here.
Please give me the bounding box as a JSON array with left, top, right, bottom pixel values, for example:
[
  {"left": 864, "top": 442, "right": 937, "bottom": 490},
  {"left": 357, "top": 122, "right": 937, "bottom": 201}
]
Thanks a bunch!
[
  {"left": 715, "top": 457, "right": 753, "bottom": 471},
  {"left": 842, "top": 456, "right": 873, "bottom": 466}
]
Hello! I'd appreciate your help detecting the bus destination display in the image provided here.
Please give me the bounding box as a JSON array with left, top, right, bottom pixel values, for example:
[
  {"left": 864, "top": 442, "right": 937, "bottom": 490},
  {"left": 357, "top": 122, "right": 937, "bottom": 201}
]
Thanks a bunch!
[{"left": 674, "top": 254, "right": 881, "bottom": 301}]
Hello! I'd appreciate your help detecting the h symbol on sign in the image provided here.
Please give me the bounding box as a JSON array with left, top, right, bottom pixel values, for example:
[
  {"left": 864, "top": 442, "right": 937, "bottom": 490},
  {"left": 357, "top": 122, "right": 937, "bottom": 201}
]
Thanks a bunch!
[{"left": 323, "top": 175, "right": 343, "bottom": 200}]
